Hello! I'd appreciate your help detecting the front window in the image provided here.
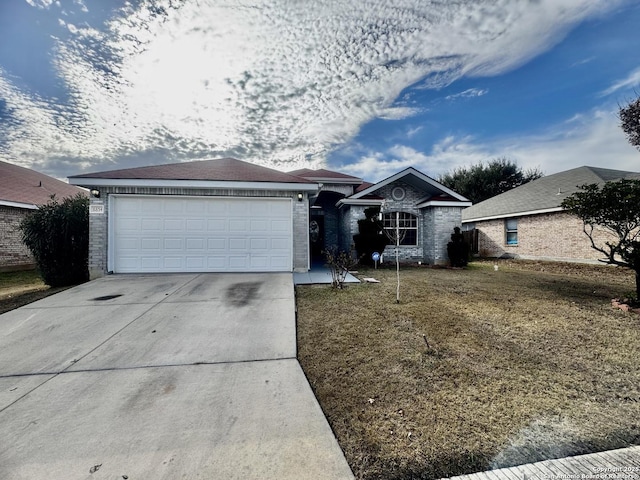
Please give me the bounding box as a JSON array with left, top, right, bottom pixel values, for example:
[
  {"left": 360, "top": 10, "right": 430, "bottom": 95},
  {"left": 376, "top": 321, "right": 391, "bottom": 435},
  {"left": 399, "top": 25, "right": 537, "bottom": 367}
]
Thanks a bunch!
[
  {"left": 505, "top": 218, "right": 518, "bottom": 245},
  {"left": 383, "top": 212, "right": 418, "bottom": 246}
]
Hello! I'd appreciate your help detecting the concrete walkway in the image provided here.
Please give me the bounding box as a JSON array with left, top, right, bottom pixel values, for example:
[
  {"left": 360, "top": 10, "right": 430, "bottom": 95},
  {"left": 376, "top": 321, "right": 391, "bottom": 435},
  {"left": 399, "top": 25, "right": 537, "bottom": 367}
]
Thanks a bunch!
[
  {"left": 445, "top": 446, "right": 640, "bottom": 480},
  {"left": 0, "top": 273, "right": 354, "bottom": 480}
]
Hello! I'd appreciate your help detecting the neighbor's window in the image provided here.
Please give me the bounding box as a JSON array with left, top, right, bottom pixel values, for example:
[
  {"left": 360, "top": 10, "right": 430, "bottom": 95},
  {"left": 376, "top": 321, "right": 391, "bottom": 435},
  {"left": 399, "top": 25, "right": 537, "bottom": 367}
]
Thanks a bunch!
[
  {"left": 505, "top": 218, "right": 518, "bottom": 245},
  {"left": 383, "top": 212, "right": 418, "bottom": 246}
]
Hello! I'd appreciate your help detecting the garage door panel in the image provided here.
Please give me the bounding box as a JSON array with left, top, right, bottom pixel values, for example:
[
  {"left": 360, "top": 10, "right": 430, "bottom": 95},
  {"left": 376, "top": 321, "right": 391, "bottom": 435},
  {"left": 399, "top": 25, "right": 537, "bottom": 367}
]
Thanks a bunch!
[
  {"left": 141, "top": 238, "right": 161, "bottom": 250},
  {"left": 141, "top": 218, "right": 162, "bottom": 231},
  {"left": 229, "top": 219, "right": 248, "bottom": 232},
  {"left": 271, "top": 219, "right": 290, "bottom": 233},
  {"left": 186, "top": 238, "right": 205, "bottom": 250},
  {"left": 113, "top": 196, "right": 292, "bottom": 273},
  {"left": 163, "top": 201, "right": 184, "bottom": 214},
  {"left": 163, "top": 257, "right": 183, "bottom": 269},
  {"left": 164, "top": 219, "right": 184, "bottom": 231},
  {"left": 207, "top": 238, "right": 226, "bottom": 250},
  {"left": 229, "top": 238, "right": 247, "bottom": 250},
  {"left": 164, "top": 238, "right": 183, "bottom": 250},
  {"left": 207, "top": 257, "right": 227, "bottom": 269},
  {"left": 250, "top": 219, "right": 269, "bottom": 233},
  {"left": 186, "top": 219, "right": 205, "bottom": 231},
  {"left": 270, "top": 238, "right": 290, "bottom": 250},
  {"left": 207, "top": 219, "right": 227, "bottom": 232},
  {"left": 228, "top": 256, "right": 248, "bottom": 268},
  {"left": 250, "top": 238, "right": 269, "bottom": 250},
  {"left": 186, "top": 257, "right": 205, "bottom": 269}
]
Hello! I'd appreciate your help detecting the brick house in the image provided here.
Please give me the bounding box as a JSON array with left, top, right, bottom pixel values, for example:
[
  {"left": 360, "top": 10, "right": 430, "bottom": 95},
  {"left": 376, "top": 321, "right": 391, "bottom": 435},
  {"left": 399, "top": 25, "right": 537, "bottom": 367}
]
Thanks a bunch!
[
  {"left": 461, "top": 166, "right": 640, "bottom": 263},
  {"left": 69, "top": 159, "right": 470, "bottom": 278},
  {"left": 0, "top": 160, "right": 87, "bottom": 272},
  {"left": 290, "top": 167, "right": 472, "bottom": 265}
]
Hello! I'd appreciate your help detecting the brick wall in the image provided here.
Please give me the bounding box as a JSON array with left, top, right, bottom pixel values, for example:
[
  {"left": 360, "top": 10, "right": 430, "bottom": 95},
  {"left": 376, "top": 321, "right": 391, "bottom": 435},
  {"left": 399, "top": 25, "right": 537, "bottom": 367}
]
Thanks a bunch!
[
  {"left": 86, "top": 187, "right": 310, "bottom": 278},
  {"left": 474, "top": 211, "right": 616, "bottom": 262},
  {"left": 426, "top": 206, "right": 463, "bottom": 265},
  {"left": 0, "top": 205, "right": 35, "bottom": 270},
  {"left": 338, "top": 181, "right": 465, "bottom": 265}
]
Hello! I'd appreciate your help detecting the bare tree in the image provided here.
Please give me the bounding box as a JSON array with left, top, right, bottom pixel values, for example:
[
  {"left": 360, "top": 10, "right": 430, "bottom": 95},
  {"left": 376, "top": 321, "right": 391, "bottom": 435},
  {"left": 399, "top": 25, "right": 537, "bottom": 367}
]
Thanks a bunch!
[{"left": 381, "top": 210, "right": 406, "bottom": 303}]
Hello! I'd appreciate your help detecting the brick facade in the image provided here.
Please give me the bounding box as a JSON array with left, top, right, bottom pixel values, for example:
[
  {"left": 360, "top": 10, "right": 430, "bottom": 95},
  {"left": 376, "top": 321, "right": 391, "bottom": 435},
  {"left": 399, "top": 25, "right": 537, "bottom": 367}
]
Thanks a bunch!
[
  {"left": 473, "top": 211, "right": 616, "bottom": 262},
  {"left": 86, "top": 186, "right": 309, "bottom": 278},
  {"left": 0, "top": 205, "right": 35, "bottom": 271},
  {"left": 338, "top": 180, "right": 465, "bottom": 266}
]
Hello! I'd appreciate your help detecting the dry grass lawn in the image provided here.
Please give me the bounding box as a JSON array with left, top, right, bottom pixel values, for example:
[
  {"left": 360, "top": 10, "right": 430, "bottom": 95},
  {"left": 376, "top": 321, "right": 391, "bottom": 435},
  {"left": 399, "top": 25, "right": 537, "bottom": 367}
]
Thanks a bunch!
[
  {"left": 0, "top": 270, "right": 67, "bottom": 314},
  {"left": 296, "top": 260, "right": 640, "bottom": 480}
]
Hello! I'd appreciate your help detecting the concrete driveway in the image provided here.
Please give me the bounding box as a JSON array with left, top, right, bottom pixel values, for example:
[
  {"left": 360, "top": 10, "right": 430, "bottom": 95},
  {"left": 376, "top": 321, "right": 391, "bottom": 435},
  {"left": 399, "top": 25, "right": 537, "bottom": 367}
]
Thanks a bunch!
[{"left": 0, "top": 273, "right": 354, "bottom": 480}]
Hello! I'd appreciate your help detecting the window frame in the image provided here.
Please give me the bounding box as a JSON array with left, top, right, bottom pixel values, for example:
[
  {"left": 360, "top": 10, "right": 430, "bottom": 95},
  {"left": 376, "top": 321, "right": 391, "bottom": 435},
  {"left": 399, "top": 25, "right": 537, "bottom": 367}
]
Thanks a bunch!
[
  {"left": 505, "top": 218, "right": 518, "bottom": 246},
  {"left": 382, "top": 212, "right": 418, "bottom": 246}
]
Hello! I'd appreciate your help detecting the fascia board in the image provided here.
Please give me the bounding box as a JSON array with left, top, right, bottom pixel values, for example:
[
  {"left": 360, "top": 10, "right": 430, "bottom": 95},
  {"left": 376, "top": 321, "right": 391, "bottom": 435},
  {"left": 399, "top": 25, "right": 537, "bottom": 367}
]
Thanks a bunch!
[
  {"left": 68, "top": 178, "right": 319, "bottom": 191},
  {"left": 336, "top": 198, "right": 385, "bottom": 207},
  {"left": 0, "top": 200, "right": 38, "bottom": 210},
  {"left": 462, "top": 206, "right": 564, "bottom": 223},
  {"left": 417, "top": 200, "right": 473, "bottom": 208}
]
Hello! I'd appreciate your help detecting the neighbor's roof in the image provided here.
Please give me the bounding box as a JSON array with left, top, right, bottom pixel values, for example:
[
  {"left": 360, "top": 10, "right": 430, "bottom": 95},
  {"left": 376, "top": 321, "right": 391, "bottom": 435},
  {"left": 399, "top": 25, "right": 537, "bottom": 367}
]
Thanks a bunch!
[
  {"left": 462, "top": 166, "right": 640, "bottom": 222},
  {"left": 0, "top": 160, "right": 86, "bottom": 209},
  {"left": 71, "top": 158, "right": 315, "bottom": 184}
]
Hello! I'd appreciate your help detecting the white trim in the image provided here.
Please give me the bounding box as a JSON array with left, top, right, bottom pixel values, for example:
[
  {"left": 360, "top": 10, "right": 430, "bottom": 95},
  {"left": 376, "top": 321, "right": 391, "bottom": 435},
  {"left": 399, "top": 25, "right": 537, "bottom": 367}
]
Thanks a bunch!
[
  {"left": 349, "top": 167, "right": 470, "bottom": 202},
  {"left": 336, "top": 198, "right": 385, "bottom": 207},
  {"left": 107, "top": 194, "right": 115, "bottom": 273},
  {"left": 69, "top": 177, "right": 318, "bottom": 191},
  {"left": 416, "top": 200, "right": 472, "bottom": 208},
  {"left": 462, "top": 206, "right": 564, "bottom": 223},
  {"left": 0, "top": 200, "right": 38, "bottom": 210}
]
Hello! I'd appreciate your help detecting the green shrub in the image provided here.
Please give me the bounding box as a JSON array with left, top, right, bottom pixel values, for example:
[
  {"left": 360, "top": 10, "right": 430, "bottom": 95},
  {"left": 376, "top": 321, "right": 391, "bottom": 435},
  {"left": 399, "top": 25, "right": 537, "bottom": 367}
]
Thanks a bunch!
[{"left": 20, "top": 193, "right": 89, "bottom": 287}]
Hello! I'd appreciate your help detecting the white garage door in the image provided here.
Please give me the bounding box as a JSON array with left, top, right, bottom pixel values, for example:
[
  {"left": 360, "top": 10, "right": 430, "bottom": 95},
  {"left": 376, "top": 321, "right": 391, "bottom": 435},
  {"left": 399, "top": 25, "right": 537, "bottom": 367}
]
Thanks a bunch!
[{"left": 111, "top": 196, "right": 293, "bottom": 273}]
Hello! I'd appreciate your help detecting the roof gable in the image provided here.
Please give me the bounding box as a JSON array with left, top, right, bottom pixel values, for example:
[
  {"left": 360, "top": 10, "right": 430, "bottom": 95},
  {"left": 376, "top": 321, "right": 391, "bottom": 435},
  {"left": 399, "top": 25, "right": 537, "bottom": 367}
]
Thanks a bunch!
[
  {"left": 71, "top": 158, "right": 314, "bottom": 184},
  {"left": 462, "top": 166, "right": 640, "bottom": 222},
  {"left": 0, "top": 160, "right": 85, "bottom": 208},
  {"left": 349, "top": 167, "right": 470, "bottom": 202}
]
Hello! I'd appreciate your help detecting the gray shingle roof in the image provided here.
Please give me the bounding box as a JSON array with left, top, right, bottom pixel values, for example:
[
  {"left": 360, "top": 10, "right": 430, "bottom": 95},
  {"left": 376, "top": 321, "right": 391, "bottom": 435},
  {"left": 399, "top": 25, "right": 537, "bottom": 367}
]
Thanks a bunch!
[{"left": 462, "top": 166, "right": 640, "bottom": 222}]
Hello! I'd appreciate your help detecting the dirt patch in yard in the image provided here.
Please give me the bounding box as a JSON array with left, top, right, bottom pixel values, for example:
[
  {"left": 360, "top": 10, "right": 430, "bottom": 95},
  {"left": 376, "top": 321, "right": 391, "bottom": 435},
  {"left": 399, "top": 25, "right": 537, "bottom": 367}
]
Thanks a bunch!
[{"left": 296, "top": 260, "right": 640, "bottom": 480}]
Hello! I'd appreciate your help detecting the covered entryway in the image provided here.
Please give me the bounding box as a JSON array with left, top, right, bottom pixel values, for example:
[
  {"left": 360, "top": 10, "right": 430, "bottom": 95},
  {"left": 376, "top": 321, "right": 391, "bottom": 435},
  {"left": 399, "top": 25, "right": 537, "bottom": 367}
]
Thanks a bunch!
[{"left": 110, "top": 196, "right": 293, "bottom": 273}]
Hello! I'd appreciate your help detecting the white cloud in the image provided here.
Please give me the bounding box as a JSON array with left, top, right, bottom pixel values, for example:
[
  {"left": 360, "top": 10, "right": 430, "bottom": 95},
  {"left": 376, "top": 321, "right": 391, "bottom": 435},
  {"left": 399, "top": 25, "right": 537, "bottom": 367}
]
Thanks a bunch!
[
  {"left": 338, "top": 107, "right": 640, "bottom": 182},
  {"left": 600, "top": 66, "right": 640, "bottom": 97},
  {"left": 445, "top": 88, "right": 489, "bottom": 101},
  {"left": 1, "top": 0, "right": 630, "bottom": 176}
]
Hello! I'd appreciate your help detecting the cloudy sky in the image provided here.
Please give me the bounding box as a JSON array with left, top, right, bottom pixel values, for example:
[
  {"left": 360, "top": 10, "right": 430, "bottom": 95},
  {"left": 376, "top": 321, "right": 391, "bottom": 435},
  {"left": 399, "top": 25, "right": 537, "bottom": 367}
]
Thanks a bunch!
[{"left": 1, "top": 0, "right": 639, "bottom": 182}]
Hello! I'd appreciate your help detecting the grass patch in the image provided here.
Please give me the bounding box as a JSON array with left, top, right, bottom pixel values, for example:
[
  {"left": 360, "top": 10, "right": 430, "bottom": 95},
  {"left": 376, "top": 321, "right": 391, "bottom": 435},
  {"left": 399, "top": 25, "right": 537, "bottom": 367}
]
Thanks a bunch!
[
  {"left": 0, "top": 269, "right": 45, "bottom": 293},
  {"left": 296, "top": 260, "right": 640, "bottom": 479},
  {"left": 0, "top": 270, "right": 68, "bottom": 314}
]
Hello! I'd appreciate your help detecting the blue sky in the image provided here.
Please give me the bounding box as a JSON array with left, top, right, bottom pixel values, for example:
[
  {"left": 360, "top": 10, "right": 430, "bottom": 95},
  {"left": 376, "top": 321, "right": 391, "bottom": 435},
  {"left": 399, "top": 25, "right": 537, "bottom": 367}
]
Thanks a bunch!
[{"left": 1, "top": 0, "right": 639, "bottom": 182}]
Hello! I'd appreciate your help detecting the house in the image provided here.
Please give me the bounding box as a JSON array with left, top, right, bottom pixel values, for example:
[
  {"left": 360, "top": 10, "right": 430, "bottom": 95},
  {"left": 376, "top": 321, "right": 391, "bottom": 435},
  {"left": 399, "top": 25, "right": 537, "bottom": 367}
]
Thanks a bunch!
[
  {"left": 0, "top": 160, "right": 87, "bottom": 272},
  {"left": 461, "top": 166, "right": 640, "bottom": 263},
  {"left": 69, "top": 158, "right": 471, "bottom": 278}
]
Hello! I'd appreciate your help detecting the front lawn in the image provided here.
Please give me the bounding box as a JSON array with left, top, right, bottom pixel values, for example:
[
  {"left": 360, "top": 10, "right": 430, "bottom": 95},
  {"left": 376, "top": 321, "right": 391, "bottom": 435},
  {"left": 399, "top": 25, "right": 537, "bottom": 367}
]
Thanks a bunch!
[
  {"left": 296, "top": 260, "right": 640, "bottom": 480},
  {"left": 0, "top": 270, "right": 66, "bottom": 314}
]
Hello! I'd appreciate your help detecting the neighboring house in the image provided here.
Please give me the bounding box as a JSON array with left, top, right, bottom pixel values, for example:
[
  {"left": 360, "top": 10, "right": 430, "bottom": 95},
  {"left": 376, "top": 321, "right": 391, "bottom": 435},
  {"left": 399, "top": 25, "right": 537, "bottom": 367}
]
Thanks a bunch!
[
  {"left": 0, "top": 160, "right": 87, "bottom": 272},
  {"left": 69, "top": 158, "right": 471, "bottom": 278},
  {"left": 461, "top": 166, "right": 640, "bottom": 263}
]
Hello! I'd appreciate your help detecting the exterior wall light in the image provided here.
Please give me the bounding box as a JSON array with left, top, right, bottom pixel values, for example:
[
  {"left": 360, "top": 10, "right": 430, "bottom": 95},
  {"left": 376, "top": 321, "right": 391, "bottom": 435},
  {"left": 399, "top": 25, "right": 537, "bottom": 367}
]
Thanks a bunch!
[
  {"left": 297, "top": 192, "right": 303, "bottom": 202},
  {"left": 90, "top": 189, "right": 100, "bottom": 198}
]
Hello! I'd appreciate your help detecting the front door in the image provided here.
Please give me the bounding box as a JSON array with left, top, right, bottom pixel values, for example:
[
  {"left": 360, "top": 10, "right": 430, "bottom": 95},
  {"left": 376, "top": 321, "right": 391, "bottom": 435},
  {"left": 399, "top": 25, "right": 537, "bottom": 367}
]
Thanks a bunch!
[{"left": 309, "top": 215, "right": 324, "bottom": 265}]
